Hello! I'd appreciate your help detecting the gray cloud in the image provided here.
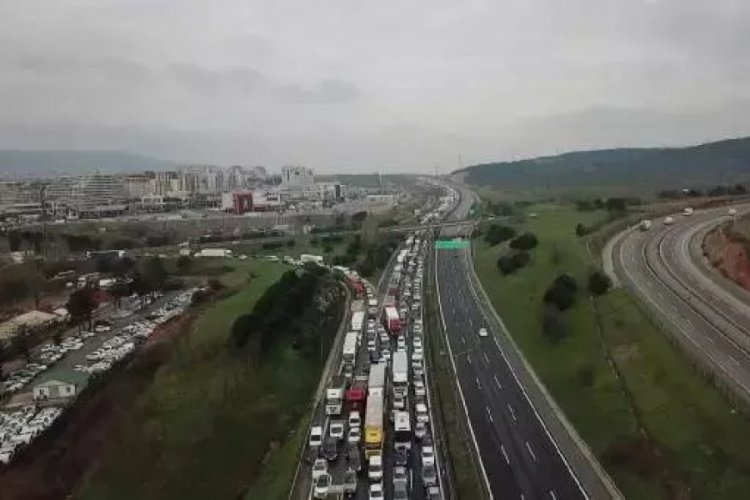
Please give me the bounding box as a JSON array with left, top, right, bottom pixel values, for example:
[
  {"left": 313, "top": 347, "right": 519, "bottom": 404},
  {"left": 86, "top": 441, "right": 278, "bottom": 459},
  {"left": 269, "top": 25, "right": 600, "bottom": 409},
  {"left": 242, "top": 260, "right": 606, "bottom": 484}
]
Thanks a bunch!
[{"left": 1, "top": 0, "right": 750, "bottom": 172}]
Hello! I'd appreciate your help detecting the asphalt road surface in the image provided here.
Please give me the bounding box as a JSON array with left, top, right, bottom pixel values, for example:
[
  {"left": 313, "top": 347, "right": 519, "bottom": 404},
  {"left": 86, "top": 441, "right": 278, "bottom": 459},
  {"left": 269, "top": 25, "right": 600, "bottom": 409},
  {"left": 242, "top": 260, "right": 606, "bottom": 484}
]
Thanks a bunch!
[{"left": 610, "top": 205, "right": 750, "bottom": 406}]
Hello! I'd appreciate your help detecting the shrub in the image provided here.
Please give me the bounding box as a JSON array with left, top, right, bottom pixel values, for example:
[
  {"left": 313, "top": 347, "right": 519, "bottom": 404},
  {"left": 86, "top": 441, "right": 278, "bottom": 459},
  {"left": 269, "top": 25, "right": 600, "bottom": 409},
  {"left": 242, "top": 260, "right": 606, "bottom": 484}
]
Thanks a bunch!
[
  {"left": 588, "top": 271, "right": 611, "bottom": 296},
  {"left": 497, "top": 251, "right": 530, "bottom": 275},
  {"left": 509, "top": 232, "right": 538, "bottom": 251},
  {"left": 575, "top": 223, "right": 588, "bottom": 237},
  {"left": 543, "top": 274, "right": 578, "bottom": 311},
  {"left": 484, "top": 224, "right": 517, "bottom": 246}
]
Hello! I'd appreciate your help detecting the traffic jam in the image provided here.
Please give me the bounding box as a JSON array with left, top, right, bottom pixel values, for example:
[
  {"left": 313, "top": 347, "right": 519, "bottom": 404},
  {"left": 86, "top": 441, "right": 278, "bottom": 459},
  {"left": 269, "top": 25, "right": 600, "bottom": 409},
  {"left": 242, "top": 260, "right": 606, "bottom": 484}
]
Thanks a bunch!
[{"left": 306, "top": 231, "right": 442, "bottom": 499}]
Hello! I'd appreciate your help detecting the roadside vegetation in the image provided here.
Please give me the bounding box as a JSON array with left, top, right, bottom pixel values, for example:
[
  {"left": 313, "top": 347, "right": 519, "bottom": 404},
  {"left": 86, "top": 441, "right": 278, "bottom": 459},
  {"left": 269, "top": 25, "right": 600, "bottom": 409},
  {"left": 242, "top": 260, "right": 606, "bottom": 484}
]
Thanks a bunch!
[
  {"left": 474, "top": 201, "right": 750, "bottom": 498},
  {"left": 78, "top": 261, "right": 346, "bottom": 500}
]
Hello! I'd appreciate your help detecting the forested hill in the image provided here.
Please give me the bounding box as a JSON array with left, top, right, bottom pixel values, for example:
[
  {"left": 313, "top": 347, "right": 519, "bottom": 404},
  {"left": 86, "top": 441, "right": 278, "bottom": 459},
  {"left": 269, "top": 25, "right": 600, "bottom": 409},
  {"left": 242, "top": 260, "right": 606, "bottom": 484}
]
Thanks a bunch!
[{"left": 456, "top": 136, "right": 750, "bottom": 189}]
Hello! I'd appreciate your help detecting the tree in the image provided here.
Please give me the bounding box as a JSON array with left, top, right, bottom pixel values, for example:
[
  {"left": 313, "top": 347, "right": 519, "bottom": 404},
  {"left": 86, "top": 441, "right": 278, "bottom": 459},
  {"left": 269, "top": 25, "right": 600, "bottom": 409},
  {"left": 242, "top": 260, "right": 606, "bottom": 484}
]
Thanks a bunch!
[
  {"left": 575, "top": 223, "right": 588, "bottom": 237},
  {"left": 604, "top": 198, "right": 627, "bottom": 213},
  {"left": 543, "top": 274, "right": 578, "bottom": 311},
  {"left": 176, "top": 255, "right": 193, "bottom": 274},
  {"left": 7, "top": 231, "right": 21, "bottom": 252},
  {"left": 140, "top": 256, "right": 168, "bottom": 294},
  {"left": 322, "top": 244, "right": 333, "bottom": 254},
  {"left": 67, "top": 288, "right": 97, "bottom": 330},
  {"left": 588, "top": 271, "right": 612, "bottom": 296},
  {"left": 484, "top": 224, "right": 517, "bottom": 246},
  {"left": 497, "top": 251, "right": 530, "bottom": 275},
  {"left": 509, "top": 232, "right": 538, "bottom": 251},
  {"left": 11, "top": 329, "right": 31, "bottom": 360}
]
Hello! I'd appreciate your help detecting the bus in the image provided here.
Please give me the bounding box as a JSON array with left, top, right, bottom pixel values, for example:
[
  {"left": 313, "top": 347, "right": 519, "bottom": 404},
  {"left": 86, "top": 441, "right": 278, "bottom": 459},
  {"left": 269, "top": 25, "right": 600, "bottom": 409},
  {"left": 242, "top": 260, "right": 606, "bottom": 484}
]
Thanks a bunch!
[{"left": 393, "top": 410, "right": 412, "bottom": 451}]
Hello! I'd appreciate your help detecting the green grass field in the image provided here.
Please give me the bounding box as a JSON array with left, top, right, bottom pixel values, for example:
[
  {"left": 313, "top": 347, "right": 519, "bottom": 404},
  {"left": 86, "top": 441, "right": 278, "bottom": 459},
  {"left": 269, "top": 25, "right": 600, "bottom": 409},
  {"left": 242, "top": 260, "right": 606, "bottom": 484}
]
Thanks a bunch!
[
  {"left": 78, "top": 261, "right": 333, "bottom": 500},
  {"left": 474, "top": 203, "right": 750, "bottom": 498}
]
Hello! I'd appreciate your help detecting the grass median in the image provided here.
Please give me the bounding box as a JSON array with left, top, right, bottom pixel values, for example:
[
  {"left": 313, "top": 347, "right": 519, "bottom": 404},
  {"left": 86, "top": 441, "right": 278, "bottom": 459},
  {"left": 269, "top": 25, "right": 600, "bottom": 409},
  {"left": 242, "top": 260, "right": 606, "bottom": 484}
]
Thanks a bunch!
[{"left": 474, "top": 202, "right": 750, "bottom": 498}]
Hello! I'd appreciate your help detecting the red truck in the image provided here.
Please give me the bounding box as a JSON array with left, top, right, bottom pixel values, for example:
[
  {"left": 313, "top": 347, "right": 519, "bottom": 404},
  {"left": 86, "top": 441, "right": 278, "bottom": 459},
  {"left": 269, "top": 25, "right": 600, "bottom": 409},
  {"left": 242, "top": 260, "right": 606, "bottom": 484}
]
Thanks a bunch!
[
  {"left": 382, "top": 306, "right": 401, "bottom": 335},
  {"left": 346, "top": 376, "right": 369, "bottom": 413}
]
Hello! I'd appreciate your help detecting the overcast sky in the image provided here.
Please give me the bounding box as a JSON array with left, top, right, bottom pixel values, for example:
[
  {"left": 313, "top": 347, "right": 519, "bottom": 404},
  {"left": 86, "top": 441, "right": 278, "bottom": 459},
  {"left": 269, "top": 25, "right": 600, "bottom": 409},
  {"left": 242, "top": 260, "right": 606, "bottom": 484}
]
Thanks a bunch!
[{"left": 2, "top": 0, "right": 750, "bottom": 173}]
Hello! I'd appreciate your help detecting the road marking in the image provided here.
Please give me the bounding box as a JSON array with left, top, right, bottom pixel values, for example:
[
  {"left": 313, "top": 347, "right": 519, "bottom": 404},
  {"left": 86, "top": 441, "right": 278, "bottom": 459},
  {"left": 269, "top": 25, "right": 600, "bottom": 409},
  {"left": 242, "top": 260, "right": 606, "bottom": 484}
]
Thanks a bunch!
[
  {"left": 526, "top": 441, "right": 538, "bottom": 462},
  {"left": 500, "top": 443, "right": 510, "bottom": 464},
  {"left": 550, "top": 491, "right": 558, "bottom": 500},
  {"left": 507, "top": 403, "right": 517, "bottom": 422},
  {"left": 461, "top": 335, "right": 466, "bottom": 345},
  {"left": 486, "top": 406, "right": 494, "bottom": 423},
  {"left": 729, "top": 355, "right": 741, "bottom": 366},
  {"left": 475, "top": 377, "right": 482, "bottom": 390},
  {"left": 493, "top": 374, "right": 503, "bottom": 390},
  {"left": 484, "top": 352, "right": 490, "bottom": 365},
  {"left": 467, "top": 354, "right": 472, "bottom": 365}
]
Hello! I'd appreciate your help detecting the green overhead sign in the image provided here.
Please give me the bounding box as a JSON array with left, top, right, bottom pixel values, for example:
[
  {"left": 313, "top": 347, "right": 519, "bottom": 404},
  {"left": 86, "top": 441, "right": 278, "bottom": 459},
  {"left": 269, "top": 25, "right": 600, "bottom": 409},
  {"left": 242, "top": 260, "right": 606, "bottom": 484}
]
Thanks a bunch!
[{"left": 434, "top": 239, "right": 470, "bottom": 250}]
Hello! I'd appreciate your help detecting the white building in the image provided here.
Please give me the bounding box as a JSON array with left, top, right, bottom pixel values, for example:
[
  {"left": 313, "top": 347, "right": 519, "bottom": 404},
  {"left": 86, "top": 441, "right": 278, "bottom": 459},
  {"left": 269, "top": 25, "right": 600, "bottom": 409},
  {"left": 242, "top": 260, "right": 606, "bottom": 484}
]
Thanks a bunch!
[{"left": 281, "top": 166, "right": 314, "bottom": 187}]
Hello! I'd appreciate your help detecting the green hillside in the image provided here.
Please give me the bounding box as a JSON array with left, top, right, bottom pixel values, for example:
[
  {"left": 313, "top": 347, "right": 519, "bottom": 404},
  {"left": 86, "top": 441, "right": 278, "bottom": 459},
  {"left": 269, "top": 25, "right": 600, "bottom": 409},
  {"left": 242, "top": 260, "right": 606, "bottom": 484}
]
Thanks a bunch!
[{"left": 457, "top": 137, "right": 750, "bottom": 190}]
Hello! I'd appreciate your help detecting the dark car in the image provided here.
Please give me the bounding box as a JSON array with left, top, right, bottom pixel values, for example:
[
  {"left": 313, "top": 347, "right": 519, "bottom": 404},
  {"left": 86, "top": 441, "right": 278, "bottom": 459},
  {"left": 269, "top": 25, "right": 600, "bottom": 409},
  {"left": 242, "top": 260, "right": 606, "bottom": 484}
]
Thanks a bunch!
[
  {"left": 347, "top": 444, "right": 362, "bottom": 472},
  {"left": 393, "top": 481, "right": 409, "bottom": 499},
  {"left": 394, "top": 448, "right": 409, "bottom": 467},
  {"left": 322, "top": 437, "right": 339, "bottom": 462}
]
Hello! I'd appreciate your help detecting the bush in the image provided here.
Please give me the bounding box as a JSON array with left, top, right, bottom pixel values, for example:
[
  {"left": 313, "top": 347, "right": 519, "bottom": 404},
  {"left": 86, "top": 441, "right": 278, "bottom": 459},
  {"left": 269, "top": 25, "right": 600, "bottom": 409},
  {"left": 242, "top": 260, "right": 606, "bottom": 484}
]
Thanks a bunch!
[
  {"left": 484, "top": 224, "right": 517, "bottom": 246},
  {"left": 509, "top": 232, "right": 538, "bottom": 251},
  {"left": 543, "top": 274, "right": 578, "bottom": 311},
  {"left": 588, "top": 271, "right": 611, "bottom": 296},
  {"left": 575, "top": 223, "right": 588, "bottom": 237},
  {"left": 496, "top": 251, "right": 530, "bottom": 275}
]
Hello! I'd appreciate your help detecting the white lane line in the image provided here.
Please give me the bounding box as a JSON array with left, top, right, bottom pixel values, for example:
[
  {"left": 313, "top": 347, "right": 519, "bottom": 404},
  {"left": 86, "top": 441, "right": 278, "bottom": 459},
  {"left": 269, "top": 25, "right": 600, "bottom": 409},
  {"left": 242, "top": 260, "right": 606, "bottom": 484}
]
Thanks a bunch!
[
  {"left": 729, "top": 355, "right": 741, "bottom": 366},
  {"left": 461, "top": 335, "right": 466, "bottom": 345},
  {"left": 493, "top": 374, "right": 503, "bottom": 390},
  {"left": 500, "top": 444, "right": 510, "bottom": 464},
  {"left": 476, "top": 377, "right": 482, "bottom": 390},
  {"left": 484, "top": 352, "right": 490, "bottom": 365},
  {"left": 526, "top": 441, "right": 538, "bottom": 462},
  {"left": 507, "top": 403, "right": 517, "bottom": 422},
  {"left": 467, "top": 353, "right": 472, "bottom": 365},
  {"left": 486, "top": 406, "right": 494, "bottom": 423},
  {"left": 550, "top": 491, "right": 558, "bottom": 500}
]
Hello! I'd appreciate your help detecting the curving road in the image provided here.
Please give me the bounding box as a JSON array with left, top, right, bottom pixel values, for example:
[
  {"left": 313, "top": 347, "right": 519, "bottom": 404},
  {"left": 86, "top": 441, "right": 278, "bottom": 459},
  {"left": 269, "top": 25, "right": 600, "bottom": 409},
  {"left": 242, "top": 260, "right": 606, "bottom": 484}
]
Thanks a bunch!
[
  {"left": 608, "top": 205, "right": 750, "bottom": 406},
  {"left": 434, "top": 185, "right": 618, "bottom": 500}
]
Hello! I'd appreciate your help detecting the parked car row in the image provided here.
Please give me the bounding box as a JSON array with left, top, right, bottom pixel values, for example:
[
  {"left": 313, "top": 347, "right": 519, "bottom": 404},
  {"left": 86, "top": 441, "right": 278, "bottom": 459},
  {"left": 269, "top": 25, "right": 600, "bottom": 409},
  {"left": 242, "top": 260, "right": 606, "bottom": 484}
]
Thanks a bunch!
[{"left": 0, "top": 406, "right": 62, "bottom": 464}]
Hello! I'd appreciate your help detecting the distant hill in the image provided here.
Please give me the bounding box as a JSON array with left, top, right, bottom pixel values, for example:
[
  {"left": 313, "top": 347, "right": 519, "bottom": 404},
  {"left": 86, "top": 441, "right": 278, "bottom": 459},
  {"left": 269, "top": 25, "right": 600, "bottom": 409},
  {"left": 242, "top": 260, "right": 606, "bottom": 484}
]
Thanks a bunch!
[
  {"left": 0, "top": 150, "right": 173, "bottom": 178},
  {"left": 456, "top": 137, "right": 750, "bottom": 190}
]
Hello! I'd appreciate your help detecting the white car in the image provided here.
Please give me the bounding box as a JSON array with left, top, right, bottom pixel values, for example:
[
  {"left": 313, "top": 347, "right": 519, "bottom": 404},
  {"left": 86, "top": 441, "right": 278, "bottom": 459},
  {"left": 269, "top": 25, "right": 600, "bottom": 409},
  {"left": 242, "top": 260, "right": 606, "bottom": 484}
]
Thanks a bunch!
[
  {"left": 309, "top": 426, "right": 323, "bottom": 448},
  {"left": 413, "top": 345, "right": 423, "bottom": 356},
  {"left": 329, "top": 421, "right": 345, "bottom": 440},
  {"left": 415, "top": 403, "right": 430, "bottom": 424},
  {"left": 478, "top": 327, "right": 488, "bottom": 337},
  {"left": 421, "top": 445, "right": 435, "bottom": 466},
  {"left": 414, "top": 380, "right": 426, "bottom": 398},
  {"left": 397, "top": 337, "right": 406, "bottom": 350},
  {"left": 312, "top": 458, "right": 328, "bottom": 480},
  {"left": 413, "top": 337, "right": 423, "bottom": 349},
  {"left": 314, "top": 473, "right": 331, "bottom": 499},
  {"left": 348, "top": 426, "right": 361, "bottom": 444},
  {"left": 369, "top": 482, "right": 384, "bottom": 500},
  {"left": 393, "top": 393, "right": 406, "bottom": 410},
  {"left": 348, "top": 411, "right": 361, "bottom": 428},
  {"left": 415, "top": 421, "right": 428, "bottom": 440}
]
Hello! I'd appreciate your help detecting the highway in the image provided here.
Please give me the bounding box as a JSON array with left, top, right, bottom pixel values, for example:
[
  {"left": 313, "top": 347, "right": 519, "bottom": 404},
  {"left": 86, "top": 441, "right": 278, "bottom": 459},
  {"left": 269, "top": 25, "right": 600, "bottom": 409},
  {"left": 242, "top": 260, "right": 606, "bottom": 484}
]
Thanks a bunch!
[
  {"left": 609, "top": 205, "right": 750, "bottom": 406},
  {"left": 433, "top": 184, "right": 618, "bottom": 499}
]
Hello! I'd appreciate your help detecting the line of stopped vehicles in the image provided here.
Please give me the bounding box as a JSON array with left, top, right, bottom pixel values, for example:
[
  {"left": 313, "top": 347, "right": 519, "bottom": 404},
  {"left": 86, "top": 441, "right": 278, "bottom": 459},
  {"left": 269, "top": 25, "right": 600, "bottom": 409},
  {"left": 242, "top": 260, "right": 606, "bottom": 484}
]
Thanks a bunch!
[{"left": 306, "top": 231, "right": 444, "bottom": 500}]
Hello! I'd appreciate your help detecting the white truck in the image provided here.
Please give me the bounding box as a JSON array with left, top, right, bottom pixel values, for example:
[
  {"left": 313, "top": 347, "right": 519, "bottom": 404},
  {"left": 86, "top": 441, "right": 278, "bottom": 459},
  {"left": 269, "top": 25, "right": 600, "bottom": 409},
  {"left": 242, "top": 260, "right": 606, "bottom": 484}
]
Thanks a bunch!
[
  {"left": 325, "top": 375, "right": 347, "bottom": 415},
  {"left": 639, "top": 219, "right": 652, "bottom": 231},
  {"left": 663, "top": 216, "right": 675, "bottom": 225},
  {"left": 683, "top": 207, "right": 693, "bottom": 216},
  {"left": 195, "top": 248, "right": 232, "bottom": 258},
  {"left": 392, "top": 351, "right": 409, "bottom": 396},
  {"left": 300, "top": 254, "right": 324, "bottom": 265},
  {"left": 342, "top": 332, "right": 359, "bottom": 364},
  {"left": 351, "top": 311, "right": 365, "bottom": 332}
]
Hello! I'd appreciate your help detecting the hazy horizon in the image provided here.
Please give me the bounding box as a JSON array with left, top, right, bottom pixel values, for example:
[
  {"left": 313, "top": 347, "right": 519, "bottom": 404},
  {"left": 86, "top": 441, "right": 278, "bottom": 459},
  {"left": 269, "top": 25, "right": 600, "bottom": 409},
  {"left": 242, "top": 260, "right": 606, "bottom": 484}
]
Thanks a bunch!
[{"left": 3, "top": 1, "right": 750, "bottom": 173}]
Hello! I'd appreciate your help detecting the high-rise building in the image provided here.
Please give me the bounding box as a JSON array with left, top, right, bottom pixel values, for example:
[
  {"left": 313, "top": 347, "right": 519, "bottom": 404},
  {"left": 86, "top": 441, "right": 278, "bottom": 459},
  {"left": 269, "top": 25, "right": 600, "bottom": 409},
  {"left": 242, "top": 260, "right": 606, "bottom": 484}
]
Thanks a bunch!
[{"left": 281, "top": 165, "right": 314, "bottom": 187}]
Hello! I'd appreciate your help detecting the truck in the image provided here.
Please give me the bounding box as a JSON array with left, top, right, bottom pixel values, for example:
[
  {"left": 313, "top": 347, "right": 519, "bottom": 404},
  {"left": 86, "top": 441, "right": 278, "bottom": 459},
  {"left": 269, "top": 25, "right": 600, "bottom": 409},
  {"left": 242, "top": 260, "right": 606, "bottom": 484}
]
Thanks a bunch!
[
  {"left": 392, "top": 351, "right": 409, "bottom": 396},
  {"left": 195, "top": 248, "right": 232, "bottom": 258},
  {"left": 351, "top": 311, "right": 365, "bottom": 332},
  {"left": 350, "top": 300, "right": 365, "bottom": 314},
  {"left": 346, "top": 277, "right": 365, "bottom": 298},
  {"left": 342, "top": 332, "right": 359, "bottom": 364},
  {"left": 683, "top": 207, "right": 693, "bottom": 216},
  {"left": 639, "top": 219, "right": 652, "bottom": 231},
  {"left": 383, "top": 306, "right": 401, "bottom": 335},
  {"left": 664, "top": 216, "right": 675, "bottom": 225},
  {"left": 300, "top": 254, "right": 324, "bottom": 265},
  {"left": 369, "top": 362, "right": 387, "bottom": 392},
  {"left": 325, "top": 375, "right": 347, "bottom": 415},
  {"left": 729, "top": 208, "right": 738, "bottom": 216},
  {"left": 346, "top": 375, "right": 368, "bottom": 413}
]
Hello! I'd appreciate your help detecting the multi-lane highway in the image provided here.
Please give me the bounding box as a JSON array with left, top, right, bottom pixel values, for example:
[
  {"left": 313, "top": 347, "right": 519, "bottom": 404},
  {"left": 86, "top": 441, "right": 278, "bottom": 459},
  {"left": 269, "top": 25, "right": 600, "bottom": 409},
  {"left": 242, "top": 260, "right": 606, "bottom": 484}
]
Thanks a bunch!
[
  {"left": 433, "top": 184, "right": 619, "bottom": 500},
  {"left": 609, "top": 205, "right": 750, "bottom": 406}
]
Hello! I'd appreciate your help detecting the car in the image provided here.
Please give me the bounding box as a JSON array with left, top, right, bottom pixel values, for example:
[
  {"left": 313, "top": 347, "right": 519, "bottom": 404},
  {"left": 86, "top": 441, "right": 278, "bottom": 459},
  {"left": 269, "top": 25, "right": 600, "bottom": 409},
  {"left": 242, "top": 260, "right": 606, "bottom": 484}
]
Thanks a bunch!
[
  {"left": 397, "top": 337, "right": 406, "bottom": 351},
  {"left": 313, "top": 473, "right": 331, "bottom": 499},
  {"left": 309, "top": 425, "right": 323, "bottom": 448},
  {"left": 478, "top": 327, "right": 488, "bottom": 337},
  {"left": 422, "top": 463, "right": 437, "bottom": 487},
  {"left": 329, "top": 421, "right": 345, "bottom": 440},
  {"left": 369, "top": 482, "right": 384, "bottom": 500},
  {"left": 347, "top": 425, "right": 361, "bottom": 444},
  {"left": 368, "top": 454, "right": 383, "bottom": 481},
  {"left": 426, "top": 485, "right": 443, "bottom": 499},
  {"left": 369, "top": 351, "right": 381, "bottom": 364},
  {"left": 393, "top": 392, "right": 406, "bottom": 410},
  {"left": 380, "top": 349, "right": 391, "bottom": 361},
  {"left": 348, "top": 411, "right": 361, "bottom": 428},
  {"left": 322, "top": 438, "right": 339, "bottom": 461},
  {"left": 414, "top": 380, "right": 426, "bottom": 398},
  {"left": 413, "top": 336, "right": 423, "bottom": 348},
  {"left": 393, "top": 481, "right": 409, "bottom": 499},
  {"left": 415, "top": 420, "right": 428, "bottom": 440},
  {"left": 343, "top": 469, "right": 358, "bottom": 496},
  {"left": 312, "top": 458, "right": 328, "bottom": 480},
  {"left": 393, "top": 465, "right": 408, "bottom": 485},
  {"left": 415, "top": 403, "right": 430, "bottom": 423},
  {"left": 347, "top": 444, "right": 362, "bottom": 472},
  {"left": 412, "top": 362, "right": 424, "bottom": 378},
  {"left": 421, "top": 445, "right": 435, "bottom": 466},
  {"left": 367, "top": 340, "right": 376, "bottom": 352},
  {"left": 413, "top": 345, "right": 424, "bottom": 356},
  {"left": 394, "top": 447, "right": 408, "bottom": 467},
  {"left": 343, "top": 363, "right": 354, "bottom": 380},
  {"left": 94, "top": 320, "right": 112, "bottom": 333}
]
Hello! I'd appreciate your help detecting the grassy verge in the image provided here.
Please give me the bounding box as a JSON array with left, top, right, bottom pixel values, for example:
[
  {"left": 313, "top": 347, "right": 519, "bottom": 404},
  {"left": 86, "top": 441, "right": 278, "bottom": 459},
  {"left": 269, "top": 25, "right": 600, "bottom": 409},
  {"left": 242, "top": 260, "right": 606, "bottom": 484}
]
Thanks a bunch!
[
  {"left": 425, "top": 245, "right": 486, "bottom": 499},
  {"left": 78, "top": 261, "right": 341, "bottom": 500},
  {"left": 474, "top": 202, "right": 750, "bottom": 498}
]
